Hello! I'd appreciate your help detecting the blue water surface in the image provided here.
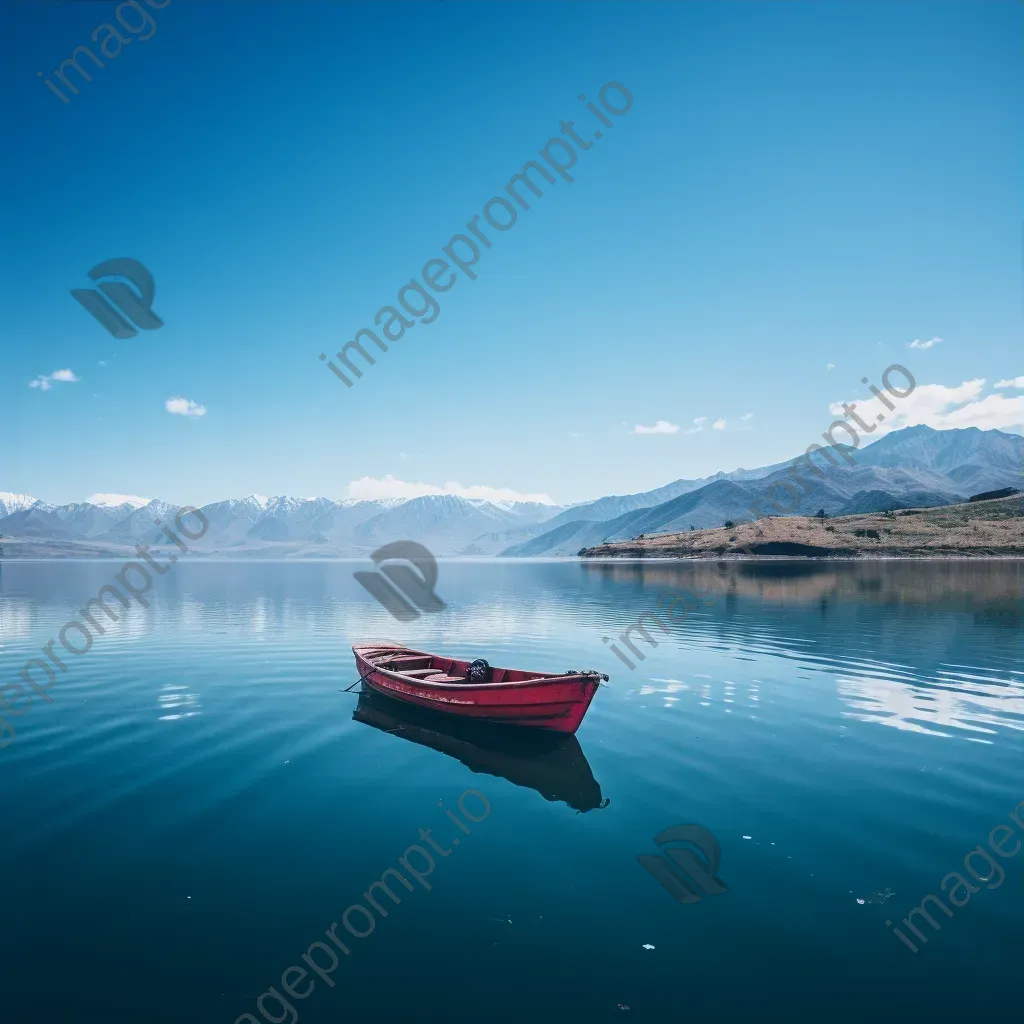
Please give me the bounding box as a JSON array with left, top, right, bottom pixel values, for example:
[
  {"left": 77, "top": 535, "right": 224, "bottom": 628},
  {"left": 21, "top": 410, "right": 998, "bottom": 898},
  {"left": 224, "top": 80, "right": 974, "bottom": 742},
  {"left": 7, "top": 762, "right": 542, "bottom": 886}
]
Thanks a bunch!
[{"left": 1, "top": 559, "right": 1021, "bottom": 1023}]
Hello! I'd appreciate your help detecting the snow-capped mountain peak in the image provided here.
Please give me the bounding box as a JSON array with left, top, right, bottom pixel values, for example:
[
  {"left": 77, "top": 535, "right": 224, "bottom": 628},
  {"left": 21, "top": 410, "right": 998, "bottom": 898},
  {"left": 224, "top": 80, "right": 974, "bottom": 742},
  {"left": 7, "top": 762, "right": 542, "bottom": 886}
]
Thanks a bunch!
[
  {"left": 0, "top": 492, "right": 40, "bottom": 515},
  {"left": 85, "top": 493, "right": 151, "bottom": 509}
]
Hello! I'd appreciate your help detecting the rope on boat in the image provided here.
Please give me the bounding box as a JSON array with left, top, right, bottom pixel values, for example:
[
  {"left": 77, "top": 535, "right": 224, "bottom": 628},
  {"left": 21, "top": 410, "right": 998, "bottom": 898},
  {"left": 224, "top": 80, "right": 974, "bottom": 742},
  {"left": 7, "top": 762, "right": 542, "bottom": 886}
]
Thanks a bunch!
[
  {"left": 568, "top": 669, "right": 611, "bottom": 684},
  {"left": 339, "top": 673, "right": 371, "bottom": 694}
]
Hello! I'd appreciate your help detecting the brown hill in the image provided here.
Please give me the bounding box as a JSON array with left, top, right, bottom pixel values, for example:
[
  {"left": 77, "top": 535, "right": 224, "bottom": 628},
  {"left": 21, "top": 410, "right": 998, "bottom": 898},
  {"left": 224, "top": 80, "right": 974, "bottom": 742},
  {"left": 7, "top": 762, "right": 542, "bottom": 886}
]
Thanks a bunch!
[{"left": 579, "top": 494, "right": 1024, "bottom": 559}]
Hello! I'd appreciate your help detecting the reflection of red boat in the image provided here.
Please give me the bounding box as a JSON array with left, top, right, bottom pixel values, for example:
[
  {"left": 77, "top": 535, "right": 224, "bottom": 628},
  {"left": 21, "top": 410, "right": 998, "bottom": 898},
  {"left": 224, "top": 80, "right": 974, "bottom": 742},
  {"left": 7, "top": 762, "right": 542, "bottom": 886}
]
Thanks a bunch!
[
  {"left": 352, "top": 690, "right": 608, "bottom": 812},
  {"left": 352, "top": 642, "right": 607, "bottom": 734}
]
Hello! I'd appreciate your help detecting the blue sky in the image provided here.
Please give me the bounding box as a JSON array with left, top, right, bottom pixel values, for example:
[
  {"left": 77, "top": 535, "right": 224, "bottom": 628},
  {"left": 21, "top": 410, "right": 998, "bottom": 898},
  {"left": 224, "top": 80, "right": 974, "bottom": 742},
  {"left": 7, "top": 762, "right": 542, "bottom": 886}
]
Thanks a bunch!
[{"left": 4, "top": 0, "right": 1021, "bottom": 507}]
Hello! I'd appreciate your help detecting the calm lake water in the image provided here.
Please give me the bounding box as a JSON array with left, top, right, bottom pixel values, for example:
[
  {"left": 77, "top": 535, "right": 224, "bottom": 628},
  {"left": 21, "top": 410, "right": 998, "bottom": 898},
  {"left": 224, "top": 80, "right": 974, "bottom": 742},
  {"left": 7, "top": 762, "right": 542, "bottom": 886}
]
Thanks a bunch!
[{"left": 1, "top": 559, "right": 1022, "bottom": 1023}]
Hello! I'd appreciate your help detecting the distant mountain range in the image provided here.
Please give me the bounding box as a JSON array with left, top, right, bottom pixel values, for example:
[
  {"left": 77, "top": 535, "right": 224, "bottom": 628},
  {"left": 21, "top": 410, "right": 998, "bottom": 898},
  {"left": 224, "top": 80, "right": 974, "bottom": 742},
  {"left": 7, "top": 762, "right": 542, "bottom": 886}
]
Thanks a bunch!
[
  {"left": 506, "top": 425, "right": 1024, "bottom": 555},
  {"left": 0, "top": 492, "right": 563, "bottom": 557},
  {"left": 2, "top": 425, "right": 1021, "bottom": 558}
]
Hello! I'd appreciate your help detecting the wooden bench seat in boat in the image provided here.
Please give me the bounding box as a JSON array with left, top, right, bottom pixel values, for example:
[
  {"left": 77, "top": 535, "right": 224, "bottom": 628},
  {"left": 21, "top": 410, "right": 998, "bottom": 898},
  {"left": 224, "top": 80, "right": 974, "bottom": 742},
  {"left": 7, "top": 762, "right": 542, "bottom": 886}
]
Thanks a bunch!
[
  {"left": 423, "top": 673, "right": 465, "bottom": 683},
  {"left": 385, "top": 656, "right": 433, "bottom": 670}
]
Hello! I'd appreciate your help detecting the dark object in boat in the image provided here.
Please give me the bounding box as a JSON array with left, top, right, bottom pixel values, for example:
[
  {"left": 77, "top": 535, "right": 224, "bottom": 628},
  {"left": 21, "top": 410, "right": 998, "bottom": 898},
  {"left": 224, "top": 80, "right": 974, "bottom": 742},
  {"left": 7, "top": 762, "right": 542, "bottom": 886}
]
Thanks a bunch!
[
  {"left": 352, "top": 642, "right": 607, "bottom": 734},
  {"left": 466, "top": 658, "right": 492, "bottom": 683},
  {"left": 352, "top": 688, "right": 608, "bottom": 813}
]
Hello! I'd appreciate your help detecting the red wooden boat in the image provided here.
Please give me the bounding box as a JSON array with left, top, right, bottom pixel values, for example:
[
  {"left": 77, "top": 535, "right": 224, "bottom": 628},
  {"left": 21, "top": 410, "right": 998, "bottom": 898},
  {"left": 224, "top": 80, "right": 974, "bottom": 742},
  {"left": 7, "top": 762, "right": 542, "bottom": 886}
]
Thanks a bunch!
[{"left": 351, "top": 642, "right": 608, "bottom": 734}]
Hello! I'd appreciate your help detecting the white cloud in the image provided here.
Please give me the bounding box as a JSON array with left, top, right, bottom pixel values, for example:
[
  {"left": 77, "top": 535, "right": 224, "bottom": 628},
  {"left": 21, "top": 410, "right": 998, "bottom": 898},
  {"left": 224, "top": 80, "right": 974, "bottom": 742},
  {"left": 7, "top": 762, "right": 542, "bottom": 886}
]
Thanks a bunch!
[
  {"left": 29, "top": 368, "right": 79, "bottom": 390},
  {"left": 399, "top": 452, "right": 410, "bottom": 460},
  {"left": 908, "top": 337, "right": 942, "bottom": 350},
  {"left": 712, "top": 418, "right": 727, "bottom": 430},
  {"left": 570, "top": 432, "right": 582, "bottom": 438},
  {"left": 829, "top": 376, "right": 1024, "bottom": 435},
  {"left": 995, "top": 376, "right": 1024, "bottom": 389},
  {"left": 85, "top": 493, "right": 150, "bottom": 508},
  {"left": 633, "top": 420, "right": 680, "bottom": 435},
  {"left": 346, "top": 474, "right": 555, "bottom": 504},
  {"left": 684, "top": 417, "right": 707, "bottom": 435},
  {"left": 826, "top": 363, "right": 835, "bottom": 370},
  {"left": 166, "top": 396, "right": 207, "bottom": 418},
  {"left": 740, "top": 413, "right": 754, "bottom": 421},
  {"left": 935, "top": 391, "right": 1024, "bottom": 430}
]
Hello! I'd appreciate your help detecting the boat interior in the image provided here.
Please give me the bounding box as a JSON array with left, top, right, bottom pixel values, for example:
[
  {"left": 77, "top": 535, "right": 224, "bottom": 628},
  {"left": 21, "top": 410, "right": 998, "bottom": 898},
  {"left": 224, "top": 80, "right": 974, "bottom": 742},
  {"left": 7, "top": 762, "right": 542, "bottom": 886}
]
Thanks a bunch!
[{"left": 358, "top": 645, "right": 560, "bottom": 685}]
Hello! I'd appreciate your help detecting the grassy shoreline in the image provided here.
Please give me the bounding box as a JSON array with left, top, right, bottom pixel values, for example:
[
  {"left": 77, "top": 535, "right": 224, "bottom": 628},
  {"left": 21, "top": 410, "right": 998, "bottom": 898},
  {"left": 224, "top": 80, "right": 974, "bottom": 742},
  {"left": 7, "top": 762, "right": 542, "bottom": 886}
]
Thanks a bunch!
[{"left": 578, "top": 494, "right": 1024, "bottom": 559}]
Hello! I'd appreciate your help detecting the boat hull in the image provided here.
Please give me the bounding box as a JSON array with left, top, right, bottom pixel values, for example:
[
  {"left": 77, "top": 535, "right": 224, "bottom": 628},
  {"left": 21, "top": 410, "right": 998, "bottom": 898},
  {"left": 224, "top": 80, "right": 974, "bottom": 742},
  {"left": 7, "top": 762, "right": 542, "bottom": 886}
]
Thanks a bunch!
[{"left": 352, "top": 643, "right": 602, "bottom": 735}]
